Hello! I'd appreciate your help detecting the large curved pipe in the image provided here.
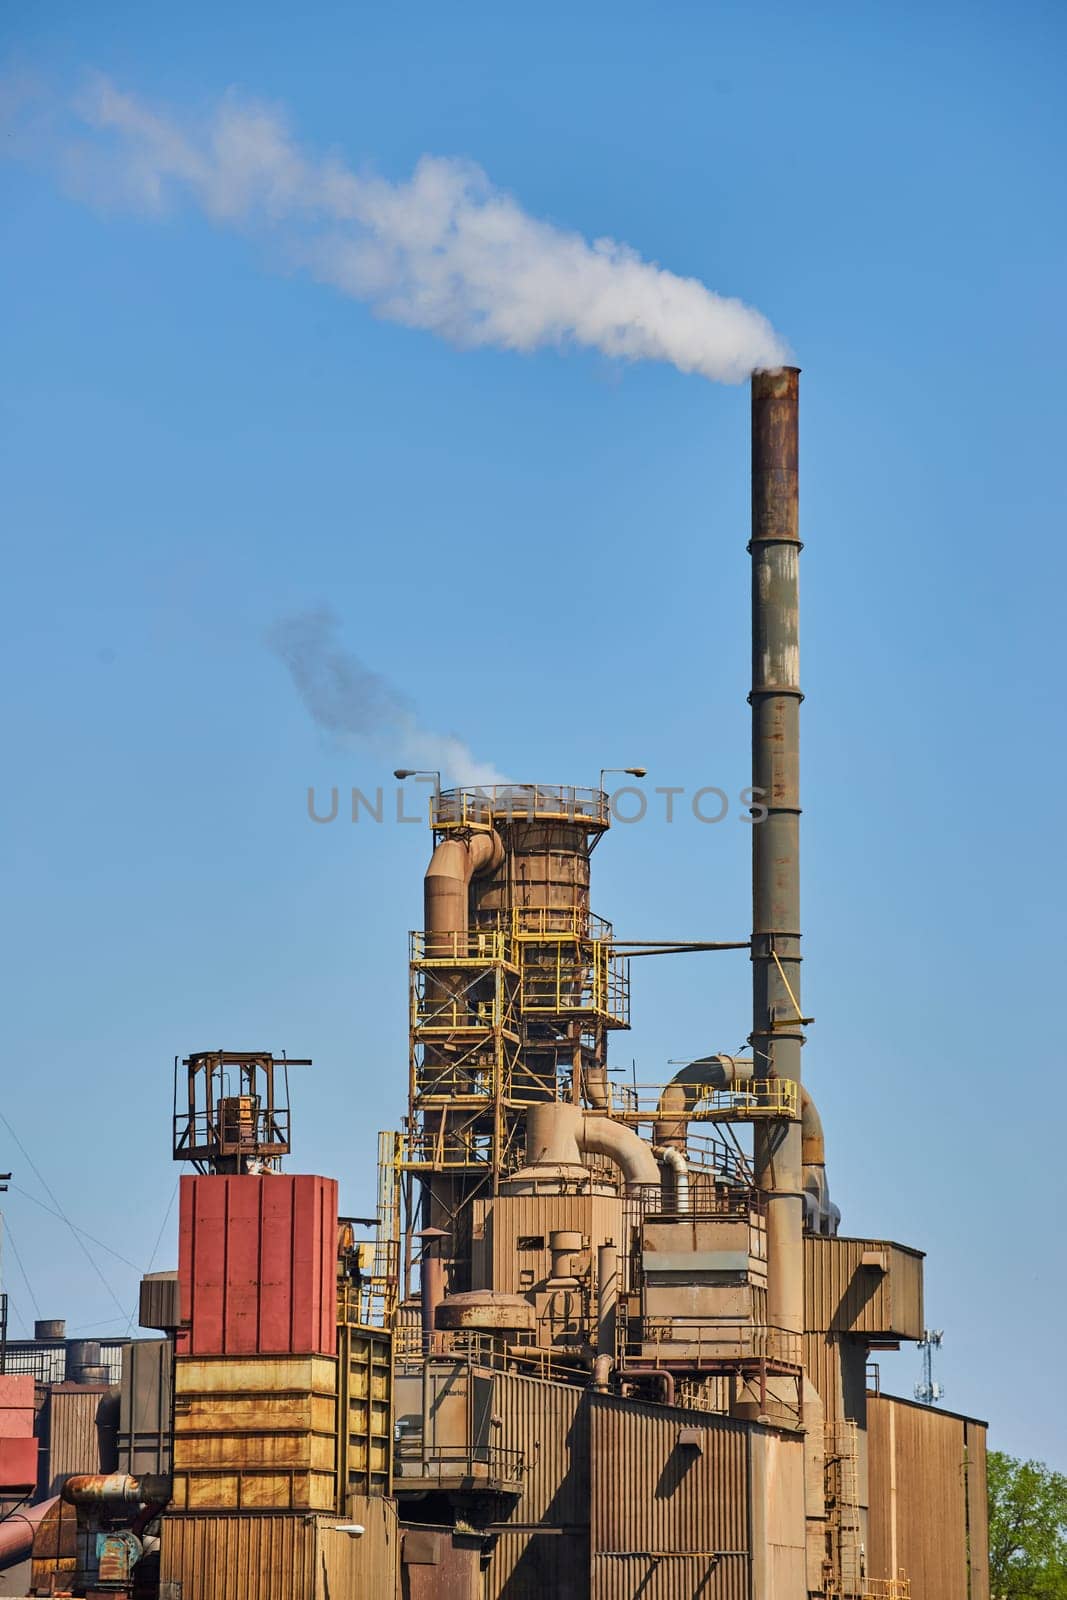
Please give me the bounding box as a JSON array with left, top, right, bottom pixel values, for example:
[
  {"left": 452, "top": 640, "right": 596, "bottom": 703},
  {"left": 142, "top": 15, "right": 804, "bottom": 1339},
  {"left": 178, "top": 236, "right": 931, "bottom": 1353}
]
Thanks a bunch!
[
  {"left": 653, "top": 1056, "right": 838, "bottom": 1232},
  {"left": 424, "top": 831, "right": 504, "bottom": 945},
  {"left": 652, "top": 1054, "right": 753, "bottom": 1149},
  {"left": 61, "top": 1473, "right": 170, "bottom": 1509},
  {"left": 525, "top": 1102, "right": 660, "bottom": 1188},
  {"left": 0, "top": 1497, "right": 57, "bottom": 1569},
  {"left": 800, "top": 1086, "right": 838, "bottom": 1235},
  {"left": 579, "top": 1113, "right": 661, "bottom": 1187},
  {"left": 800, "top": 1084, "right": 824, "bottom": 1167},
  {"left": 422, "top": 828, "right": 504, "bottom": 1094}
]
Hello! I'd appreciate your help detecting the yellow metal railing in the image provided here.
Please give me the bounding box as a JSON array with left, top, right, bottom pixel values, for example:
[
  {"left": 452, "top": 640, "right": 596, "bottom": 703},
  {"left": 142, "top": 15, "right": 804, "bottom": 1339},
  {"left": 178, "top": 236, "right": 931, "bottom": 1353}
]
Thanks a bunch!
[
  {"left": 508, "top": 906, "right": 613, "bottom": 941},
  {"left": 864, "top": 1581, "right": 911, "bottom": 1600},
  {"left": 398, "top": 1127, "right": 496, "bottom": 1171},
  {"left": 432, "top": 784, "right": 609, "bottom": 830},
  {"left": 620, "top": 1078, "right": 799, "bottom": 1123},
  {"left": 519, "top": 940, "right": 630, "bottom": 1026},
  {"left": 414, "top": 1062, "right": 497, "bottom": 1101},
  {"left": 410, "top": 929, "right": 513, "bottom": 965},
  {"left": 411, "top": 994, "right": 510, "bottom": 1034}
]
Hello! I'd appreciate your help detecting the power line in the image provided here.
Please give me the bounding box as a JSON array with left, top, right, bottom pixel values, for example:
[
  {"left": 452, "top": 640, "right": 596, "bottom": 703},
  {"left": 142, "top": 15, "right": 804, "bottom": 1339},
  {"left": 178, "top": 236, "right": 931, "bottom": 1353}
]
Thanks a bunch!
[
  {"left": 126, "top": 1181, "right": 178, "bottom": 1336},
  {"left": 0, "top": 1110, "right": 127, "bottom": 1320},
  {"left": 9, "top": 1185, "right": 140, "bottom": 1270},
  {"left": 3, "top": 1219, "right": 42, "bottom": 1321}
]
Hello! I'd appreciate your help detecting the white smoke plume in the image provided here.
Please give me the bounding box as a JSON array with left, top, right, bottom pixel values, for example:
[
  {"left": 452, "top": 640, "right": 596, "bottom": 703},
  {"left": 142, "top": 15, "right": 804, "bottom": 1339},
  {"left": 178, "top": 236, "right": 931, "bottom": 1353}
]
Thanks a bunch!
[
  {"left": 18, "top": 76, "right": 789, "bottom": 381},
  {"left": 268, "top": 610, "right": 508, "bottom": 788}
]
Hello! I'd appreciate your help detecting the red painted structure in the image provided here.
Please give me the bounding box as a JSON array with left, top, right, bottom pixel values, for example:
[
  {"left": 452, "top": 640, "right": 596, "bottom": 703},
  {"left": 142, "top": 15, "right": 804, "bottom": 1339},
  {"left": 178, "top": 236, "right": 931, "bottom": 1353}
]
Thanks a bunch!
[
  {"left": 0, "top": 1374, "right": 35, "bottom": 1433},
  {"left": 177, "top": 1174, "right": 337, "bottom": 1356},
  {"left": 0, "top": 1374, "right": 37, "bottom": 1494}
]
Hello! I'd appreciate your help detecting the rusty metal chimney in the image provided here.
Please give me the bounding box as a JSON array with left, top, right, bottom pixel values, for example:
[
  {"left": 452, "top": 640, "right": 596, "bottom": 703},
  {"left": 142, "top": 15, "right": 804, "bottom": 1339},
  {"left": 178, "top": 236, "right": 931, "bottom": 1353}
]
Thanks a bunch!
[{"left": 750, "top": 366, "right": 805, "bottom": 1339}]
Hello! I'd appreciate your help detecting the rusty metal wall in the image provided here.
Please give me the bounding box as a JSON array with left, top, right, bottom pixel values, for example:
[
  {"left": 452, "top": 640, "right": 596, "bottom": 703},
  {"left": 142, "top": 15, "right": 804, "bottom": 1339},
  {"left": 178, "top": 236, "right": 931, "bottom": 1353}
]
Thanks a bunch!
[
  {"left": 589, "top": 1394, "right": 750, "bottom": 1600},
  {"left": 804, "top": 1237, "right": 924, "bottom": 1339},
  {"left": 171, "top": 1354, "right": 337, "bottom": 1512},
  {"left": 964, "top": 1418, "right": 990, "bottom": 1600},
  {"left": 488, "top": 1530, "right": 590, "bottom": 1600},
  {"left": 591, "top": 1551, "right": 747, "bottom": 1600},
  {"left": 159, "top": 1506, "right": 400, "bottom": 1599},
  {"left": 319, "top": 1496, "right": 401, "bottom": 1597},
  {"left": 472, "top": 1193, "right": 623, "bottom": 1301},
  {"left": 177, "top": 1174, "right": 337, "bottom": 1357},
  {"left": 803, "top": 1332, "right": 844, "bottom": 1422},
  {"left": 748, "top": 1428, "right": 807, "bottom": 1599},
  {"left": 482, "top": 1370, "right": 589, "bottom": 1600},
  {"left": 401, "top": 1524, "right": 483, "bottom": 1600},
  {"left": 491, "top": 1368, "right": 589, "bottom": 1525},
  {"left": 38, "top": 1384, "right": 108, "bottom": 1494},
  {"left": 867, "top": 1394, "right": 987, "bottom": 1599},
  {"left": 802, "top": 1331, "right": 869, "bottom": 1434},
  {"left": 118, "top": 1339, "right": 173, "bottom": 1477}
]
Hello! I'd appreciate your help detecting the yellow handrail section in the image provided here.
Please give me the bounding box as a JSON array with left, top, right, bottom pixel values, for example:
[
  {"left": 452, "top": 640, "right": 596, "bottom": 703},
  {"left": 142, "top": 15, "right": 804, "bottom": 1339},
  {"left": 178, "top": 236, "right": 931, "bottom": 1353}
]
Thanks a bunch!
[
  {"left": 509, "top": 906, "right": 613, "bottom": 941},
  {"left": 520, "top": 941, "right": 630, "bottom": 1027},
  {"left": 432, "top": 784, "right": 609, "bottom": 830},
  {"left": 410, "top": 929, "right": 514, "bottom": 965},
  {"left": 618, "top": 1079, "right": 800, "bottom": 1122}
]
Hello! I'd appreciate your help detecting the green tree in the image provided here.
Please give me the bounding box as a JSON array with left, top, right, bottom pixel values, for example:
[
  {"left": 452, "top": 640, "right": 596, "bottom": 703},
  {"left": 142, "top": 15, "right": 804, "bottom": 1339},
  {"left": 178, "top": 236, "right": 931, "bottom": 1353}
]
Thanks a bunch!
[{"left": 988, "top": 1450, "right": 1067, "bottom": 1598}]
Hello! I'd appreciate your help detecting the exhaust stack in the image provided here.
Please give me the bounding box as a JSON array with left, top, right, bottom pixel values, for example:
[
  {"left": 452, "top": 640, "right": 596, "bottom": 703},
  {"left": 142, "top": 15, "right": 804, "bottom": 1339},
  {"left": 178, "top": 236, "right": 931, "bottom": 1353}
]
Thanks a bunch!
[{"left": 750, "top": 366, "right": 805, "bottom": 1337}]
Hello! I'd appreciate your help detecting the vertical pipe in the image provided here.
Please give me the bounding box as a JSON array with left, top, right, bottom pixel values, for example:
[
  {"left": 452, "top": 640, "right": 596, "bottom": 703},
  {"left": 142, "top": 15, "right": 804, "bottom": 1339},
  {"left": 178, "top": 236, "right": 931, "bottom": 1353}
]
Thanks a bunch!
[
  {"left": 750, "top": 366, "right": 805, "bottom": 1339},
  {"left": 418, "top": 1228, "right": 447, "bottom": 1356},
  {"left": 596, "top": 1242, "right": 618, "bottom": 1358}
]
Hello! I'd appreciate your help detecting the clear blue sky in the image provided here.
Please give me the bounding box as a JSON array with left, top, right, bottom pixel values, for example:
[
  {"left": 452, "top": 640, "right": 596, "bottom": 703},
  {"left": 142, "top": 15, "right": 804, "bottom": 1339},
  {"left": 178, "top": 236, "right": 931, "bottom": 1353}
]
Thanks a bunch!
[{"left": 2, "top": 1, "right": 1064, "bottom": 1462}]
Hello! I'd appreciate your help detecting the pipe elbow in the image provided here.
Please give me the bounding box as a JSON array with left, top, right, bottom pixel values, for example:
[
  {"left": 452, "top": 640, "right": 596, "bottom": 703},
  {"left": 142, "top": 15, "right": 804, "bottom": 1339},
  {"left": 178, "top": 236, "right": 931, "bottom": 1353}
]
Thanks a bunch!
[
  {"left": 423, "top": 830, "right": 504, "bottom": 937},
  {"left": 524, "top": 1104, "right": 660, "bottom": 1189},
  {"left": 578, "top": 1113, "right": 660, "bottom": 1188},
  {"left": 591, "top": 1354, "right": 613, "bottom": 1393},
  {"left": 424, "top": 831, "right": 503, "bottom": 890},
  {"left": 652, "top": 1053, "right": 753, "bottom": 1148},
  {"left": 800, "top": 1085, "right": 825, "bottom": 1167},
  {"left": 800, "top": 1086, "right": 838, "bottom": 1234},
  {"left": 652, "top": 1145, "right": 690, "bottom": 1214}
]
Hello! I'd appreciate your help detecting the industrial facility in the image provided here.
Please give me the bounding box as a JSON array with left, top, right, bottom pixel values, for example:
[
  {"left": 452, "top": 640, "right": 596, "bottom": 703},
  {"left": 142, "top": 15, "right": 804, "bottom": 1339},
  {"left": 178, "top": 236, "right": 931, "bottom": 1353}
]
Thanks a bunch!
[{"left": 0, "top": 371, "right": 989, "bottom": 1599}]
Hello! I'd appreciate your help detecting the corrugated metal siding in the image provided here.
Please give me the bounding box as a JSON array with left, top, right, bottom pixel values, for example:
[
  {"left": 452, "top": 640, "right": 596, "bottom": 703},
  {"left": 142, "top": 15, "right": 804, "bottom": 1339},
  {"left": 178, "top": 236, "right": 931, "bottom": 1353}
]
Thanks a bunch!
[
  {"left": 159, "top": 1508, "right": 400, "bottom": 1600},
  {"left": 160, "top": 1512, "right": 314, "bottom": 1599},
  {"left": 319, "top": 1496, "right": 400, "bottom": 1597},
  {"left": 491, "top": 1369, "right": 588, "bottom": 1525},
  {"left": 591, "top": 1552, "right": 748, "bottom": 1600},
  {"left": 867, "top": 1395, "right": 974, "bottom": 1599},
  {"left": 804, "top": 1237, "right": 923, "bottom": 1339},
  {"left": 749, "top": 1429, "right": 806, "bottom": 1600},
  {"left": 481, "top": 1371, "right": 589, "bottom": 1600},
  {"left": 177, "top": 1174, "right": 337, "bottom": 1356},
  {"left": 489, "top": 1529, "right": 590, "bottom": 1600},
  {"left": 118, "top": 1339, "right": 173, "bottom": 1476},
  {"left": 171, "top": 1353, "right": 338, "bottom": 1512},
  {"left": 40, "top": 1386, "right": 107, "bottom": 1493},
  {"left": 589, "top": 1394, "right": 750, "bottom": 1600},
  {"left": 965, "top": 1419, "right": 990, "bottom": 1600},
  {"left": 803, "top": 1332, "right": 843, "bottom": 1422},
  {"left": 475, "top": 1193, "right": 625, "bottom": 1298}
]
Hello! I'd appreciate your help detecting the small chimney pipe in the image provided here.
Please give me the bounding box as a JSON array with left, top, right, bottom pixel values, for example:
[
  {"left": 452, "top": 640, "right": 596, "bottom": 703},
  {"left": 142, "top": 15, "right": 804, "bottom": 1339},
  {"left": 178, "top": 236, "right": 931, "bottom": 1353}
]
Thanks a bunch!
[{"left": 750, "top": 367, "right": 805, "bottom": 1338}]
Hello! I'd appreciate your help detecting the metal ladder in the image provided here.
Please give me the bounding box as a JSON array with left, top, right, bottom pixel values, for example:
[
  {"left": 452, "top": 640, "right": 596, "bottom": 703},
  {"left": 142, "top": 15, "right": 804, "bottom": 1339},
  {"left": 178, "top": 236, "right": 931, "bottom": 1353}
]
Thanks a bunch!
[{"left": 826, "top": 1418, "right": 863, "bottom": 1597}]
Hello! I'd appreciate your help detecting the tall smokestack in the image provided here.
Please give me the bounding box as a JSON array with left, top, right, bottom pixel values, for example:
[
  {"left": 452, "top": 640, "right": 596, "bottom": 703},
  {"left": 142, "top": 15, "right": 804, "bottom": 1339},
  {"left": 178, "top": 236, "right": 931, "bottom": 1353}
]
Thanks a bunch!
[{"left": 750, "top": 366, "right": 805, "bottom": 1339}]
